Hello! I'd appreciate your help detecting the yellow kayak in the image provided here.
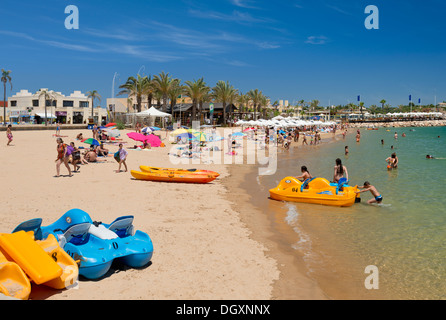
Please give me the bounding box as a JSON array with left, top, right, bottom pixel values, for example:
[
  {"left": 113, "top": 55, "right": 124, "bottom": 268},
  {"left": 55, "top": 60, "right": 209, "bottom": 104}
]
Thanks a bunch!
[
  {"left": 131, "top": 169, "right": 218, "bottom": 184},
  {"left": 269, "top": 177, "right": 360, "bottom": 207},
  {"left": 140, "top": 166, "right": 219, "bottom": 178}
]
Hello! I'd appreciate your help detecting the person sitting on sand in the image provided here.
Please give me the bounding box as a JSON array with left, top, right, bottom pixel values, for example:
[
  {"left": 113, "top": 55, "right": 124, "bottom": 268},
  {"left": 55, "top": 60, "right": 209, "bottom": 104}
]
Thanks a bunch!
[
  {"left": 76, "top": 133, "right": 83, "bottom": 140},
  {"left": 355, "top": 181, "right": 383, "bottom": 205},
  {"left": 333, "top": 158, "right": 348, "bottom": 183},
  {"left": 296, "top": 166, "right": 313, "bottom": 182},
  {"left": 84, "top": 146, "right": 98, "bottom": 163},
  {"left": 97, "top": 143, "right": 109, "bottom": 156}
]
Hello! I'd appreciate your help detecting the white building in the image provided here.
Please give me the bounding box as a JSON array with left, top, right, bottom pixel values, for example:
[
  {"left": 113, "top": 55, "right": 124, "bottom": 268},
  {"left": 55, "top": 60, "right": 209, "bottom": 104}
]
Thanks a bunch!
[{"left": 6, "top": 88, "right": 107, "bottom": 124}]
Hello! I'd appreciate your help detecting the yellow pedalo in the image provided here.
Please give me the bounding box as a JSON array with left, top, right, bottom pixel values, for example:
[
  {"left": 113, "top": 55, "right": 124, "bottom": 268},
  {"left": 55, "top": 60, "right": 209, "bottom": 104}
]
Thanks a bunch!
[{"left": 269, "top": 177, "right": 360, "bottom": 207}]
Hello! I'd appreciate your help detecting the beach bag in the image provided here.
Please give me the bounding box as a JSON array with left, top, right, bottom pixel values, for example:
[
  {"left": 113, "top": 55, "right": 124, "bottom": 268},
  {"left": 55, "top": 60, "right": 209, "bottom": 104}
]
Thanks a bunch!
[{"left": 114, "top": 151, "right": 121, "bottom": 163}]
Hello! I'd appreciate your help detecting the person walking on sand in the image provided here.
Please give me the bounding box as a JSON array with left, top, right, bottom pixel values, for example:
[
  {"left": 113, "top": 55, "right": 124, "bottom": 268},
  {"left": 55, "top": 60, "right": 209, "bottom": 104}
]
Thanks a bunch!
[
  {"left": 55, "top": 122, "right": 61, "bottom": 136},
  {"left": 355, "top": 181, "right": 383, "bottom": 205},
  {"left": 116, "top": 143, "right": 128, "bottom": 173},
  {"left": 333, "top": 158, "right": 349, "bottom": 183},
  {"left": 55, "top": 138, "right": 72, "bottom": 177},
  {"left": 302, "top": 134, "right": 308, "bottom": 145},
  {"left": 6, "top": 124, "right": 13, "bottom": 146}
]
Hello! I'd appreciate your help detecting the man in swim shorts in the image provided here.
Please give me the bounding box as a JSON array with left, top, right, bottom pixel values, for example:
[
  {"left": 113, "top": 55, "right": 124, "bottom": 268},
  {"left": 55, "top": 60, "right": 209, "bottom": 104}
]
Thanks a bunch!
[{"left": 355, "top": 181, "right": 383, "bottom": 205}]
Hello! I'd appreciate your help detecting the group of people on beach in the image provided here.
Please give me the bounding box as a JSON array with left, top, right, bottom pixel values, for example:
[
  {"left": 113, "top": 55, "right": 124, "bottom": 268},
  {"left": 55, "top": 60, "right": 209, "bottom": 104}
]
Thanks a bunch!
[{"left": 55, "top": 131, "right": 128, "bottom": 177}]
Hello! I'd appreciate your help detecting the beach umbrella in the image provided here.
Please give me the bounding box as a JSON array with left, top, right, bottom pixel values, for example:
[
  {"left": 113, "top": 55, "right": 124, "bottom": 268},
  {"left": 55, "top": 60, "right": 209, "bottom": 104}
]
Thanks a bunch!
[
  {"left": 243, "top": 128, "right": 255, "bottom": 132},
  {"left": 127, "top": 132, "right": 150, "bottom": 142},
  {"left": 82, "top": 138, "right": 101, "bottom": 146},
  {"left": 104, "top": 128, "right": 120, "bottom": 138},
  {"left": 145, "top": 134, "right": 162, "bottom": 147},
  {"left": 170, "top": 128, "right": 188, "bottom": 136},
  {"left": 206, "top": 135, "right": 224, "bottom": 142},
  {"left": 150, "top": 126, "right": 161, "bottom": 131},
  {"left": 141, "top": 127, "right": 153, "bottom": 133},
  {"left": 105, "top": 123, "right": 116, "bottom": 127},
  {"left": 194, "top": 132, "right": 207, "bottom": 142},
  {"left": 187, "top": 128, "right": 200, "bottom": 135},
  {"left": 178, "top": 133, "right": 197, "bottom": 140}
]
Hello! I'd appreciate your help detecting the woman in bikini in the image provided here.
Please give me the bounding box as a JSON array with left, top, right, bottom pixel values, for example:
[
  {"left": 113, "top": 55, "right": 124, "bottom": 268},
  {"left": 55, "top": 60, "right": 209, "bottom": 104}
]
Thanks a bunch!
[
  {"left": 333, "top": 158, "right": 349, "bottom": 183},
  {"left": 6, "top": 124, "right": 13, "bottom": 146},
  {"left": 55, "top": 138, "right": 72, "bottom": 177}
]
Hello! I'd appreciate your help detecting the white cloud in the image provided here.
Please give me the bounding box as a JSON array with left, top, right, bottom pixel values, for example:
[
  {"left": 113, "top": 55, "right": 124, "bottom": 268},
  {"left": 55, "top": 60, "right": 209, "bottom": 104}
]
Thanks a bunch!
[
  {"left": 230, "top": 0, "right": 258, "bottom": 9},
  {"left": 189, "top": 9, "right": 273, "bottom": 24},
  {"left": 305, "top": 36, "right": 329, "bottom": 45}
]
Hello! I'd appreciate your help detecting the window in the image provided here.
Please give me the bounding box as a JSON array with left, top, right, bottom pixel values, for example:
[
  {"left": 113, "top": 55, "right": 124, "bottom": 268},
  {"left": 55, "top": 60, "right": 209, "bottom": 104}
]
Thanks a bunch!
[
  {"left": 10, "top": 101, "right": 17, "bottom": 107},
  {"left": 63, "top": 100, "right": 74, "bottom": 107},
  {"left": 32, "top": 100, "right": 39, "bottom": 107},
  {"left": 79, "top": 101, "right": 89, "bottom": 108},
  {"left": 46, "top": 100, "right": 56, "bottom": 107}
]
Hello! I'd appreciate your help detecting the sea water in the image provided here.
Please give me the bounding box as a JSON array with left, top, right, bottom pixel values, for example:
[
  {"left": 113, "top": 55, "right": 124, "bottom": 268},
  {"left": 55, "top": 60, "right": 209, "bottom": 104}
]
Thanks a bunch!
[{"left": 256, "top": 126, "right": 446, "bottom": 299}]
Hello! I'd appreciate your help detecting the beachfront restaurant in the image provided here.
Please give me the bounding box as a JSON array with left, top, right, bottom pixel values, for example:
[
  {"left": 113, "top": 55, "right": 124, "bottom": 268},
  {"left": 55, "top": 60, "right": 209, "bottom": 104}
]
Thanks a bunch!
[{"left": 166, "top": 103, "right": 238, "bottom": 125}]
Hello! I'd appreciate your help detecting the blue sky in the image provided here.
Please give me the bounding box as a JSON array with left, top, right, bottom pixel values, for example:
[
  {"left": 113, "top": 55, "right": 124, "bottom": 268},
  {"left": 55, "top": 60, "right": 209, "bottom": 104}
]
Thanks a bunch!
[{"left": 1, "top": 0, "right": 445, "bottom": 107}]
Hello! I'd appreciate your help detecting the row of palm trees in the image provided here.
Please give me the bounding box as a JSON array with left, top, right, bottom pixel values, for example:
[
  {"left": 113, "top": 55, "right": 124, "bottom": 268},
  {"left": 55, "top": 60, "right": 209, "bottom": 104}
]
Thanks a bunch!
[{"left": 118, "top": 72, "right": 270, "bottom": 125}]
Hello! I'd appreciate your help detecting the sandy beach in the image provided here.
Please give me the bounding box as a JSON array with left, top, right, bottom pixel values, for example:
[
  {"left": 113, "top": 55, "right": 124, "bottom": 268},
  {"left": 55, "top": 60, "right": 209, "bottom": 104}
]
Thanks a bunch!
[
  {"left": 3, "top": 122, "right": 438, "bottom": 300},
  {"left": 0, "top": 126, "right": 282, "bottom": 300}
]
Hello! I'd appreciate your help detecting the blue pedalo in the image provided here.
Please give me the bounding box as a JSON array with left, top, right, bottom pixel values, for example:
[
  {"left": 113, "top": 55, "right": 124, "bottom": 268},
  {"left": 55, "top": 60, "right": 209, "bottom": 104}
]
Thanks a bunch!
[{"left": 13, "top": 208, "right": 154, "bottom": 280}]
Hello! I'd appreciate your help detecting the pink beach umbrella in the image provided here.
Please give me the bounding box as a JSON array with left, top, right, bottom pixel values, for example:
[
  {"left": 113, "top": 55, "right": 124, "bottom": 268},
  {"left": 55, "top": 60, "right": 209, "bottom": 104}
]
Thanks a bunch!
[
  {"left": 145, "top": 134, "right": 162, "bottom": 147},
  {"left": 127, "top": 132, "right": 150, "bottom": 142},
  {"left": 126, "top": 132, "right": 162, "bottom": 147}
]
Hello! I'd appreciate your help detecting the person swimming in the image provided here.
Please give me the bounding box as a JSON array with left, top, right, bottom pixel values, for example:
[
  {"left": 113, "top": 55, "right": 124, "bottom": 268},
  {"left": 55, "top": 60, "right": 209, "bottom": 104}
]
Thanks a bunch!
[{"left": 426, "top": 155, "right": 435, "bottom": 159}]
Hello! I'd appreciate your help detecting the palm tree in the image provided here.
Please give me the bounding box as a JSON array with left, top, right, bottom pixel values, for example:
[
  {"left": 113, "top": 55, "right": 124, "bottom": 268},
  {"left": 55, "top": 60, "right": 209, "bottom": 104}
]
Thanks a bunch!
[
  {"left": 212, "top": 81, "right": 238, "bottom": 126},
  {"left": 380, "top": 99, "right": 386, "bottom": 109},
  {"left": 1, "top": 69, "right": 12, "bottom": 125},
  {"left": 118, "top": 75, "right": 147, "bottom": 113},
  {"left": 247, "top": 89, "right": 262, "bottom": 120},
  {"left": 237, "top": 93, "right": 249, "bottom": 113},
  {"left": 259, "top": 94, "right": 269, "bottom": 119},
  {"left": 142, "top": 76, "right": 154, "bottom": 110},
  {"left": 167, "top": 79, "right": 183, "bottom": 117},
  {"left": 38, "top": 89, "right": 57, "bottom": 126},
  {"left": 86, "top": 90, "right": 102, "bottom": 122},
  {"left": 184, "top": 78, "right": 208, "bottom": 122},
  {"left": 152, "top": 72, "right": 176, "bottom": 113}
]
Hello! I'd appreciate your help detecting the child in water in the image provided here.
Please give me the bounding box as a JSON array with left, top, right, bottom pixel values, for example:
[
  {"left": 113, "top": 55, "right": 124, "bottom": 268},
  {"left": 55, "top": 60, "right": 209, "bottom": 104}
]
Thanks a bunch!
[{"left": 355, "top": 182, "right": 383, "bottom": 205}]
